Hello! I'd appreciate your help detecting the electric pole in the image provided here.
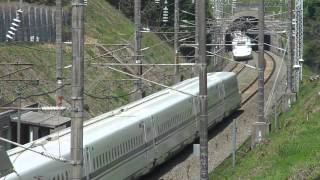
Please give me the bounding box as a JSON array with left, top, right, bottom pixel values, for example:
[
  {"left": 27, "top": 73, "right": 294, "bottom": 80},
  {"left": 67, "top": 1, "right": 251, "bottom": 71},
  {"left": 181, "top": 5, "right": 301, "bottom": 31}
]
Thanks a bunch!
[
  {"left": 16, "top": 88, "right": 21, "bottom": 144},
  {"left": 287, "top": 0, "right": 293, "bottom": 93},
  {"left": 252, "top": 0, "right": 268, "bottom": 147},
  {"left": 56, "top": 0, "right": 63, "bottom": 106},
  {"left": 71, "top": 0, "right": 84, "bottom": 179},
  {"left": 193, "top": 0, "right": 199, "bottom": 77},
  {"left": 293, "top": 0, "right": 303, "bottom": 92},
  {"left": 174, "top": 0, "right": 180, "bottom": 83},
  {"left": 197, "top": 0, "right": 208, "bottom": 179},
  {"left": 134, "top": 0, "right": 144, "bottom": 99}
]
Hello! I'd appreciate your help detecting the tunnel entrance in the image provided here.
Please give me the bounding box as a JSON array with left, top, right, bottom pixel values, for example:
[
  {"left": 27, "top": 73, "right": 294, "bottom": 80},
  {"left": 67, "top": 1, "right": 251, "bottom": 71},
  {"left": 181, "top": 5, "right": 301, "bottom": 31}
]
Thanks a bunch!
[{"left": 225, "top": 15, "right": 271, "bottom": 52}]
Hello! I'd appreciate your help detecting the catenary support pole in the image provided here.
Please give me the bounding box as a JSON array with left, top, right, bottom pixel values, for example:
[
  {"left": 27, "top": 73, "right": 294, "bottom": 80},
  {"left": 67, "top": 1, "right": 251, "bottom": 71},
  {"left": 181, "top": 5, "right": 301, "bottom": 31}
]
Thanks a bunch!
[
  {"left": 257, "top": 0, "right": 265, "bottom": 128},
  {"left": 56, "top": 0, "right": 63, "bottom": 106},
  {"left": 133, "top": 0, "right": 144, "bottom": 99},
  {"left": 174, "top": 0, "right": 180, "bottom": 83},
  {"left": 252, "top": 0, "right": 268, "bottom": 147},
  {"left": 71, "top": 0, "right": 84, "bottom": 179},
  {"left": 192, "top": 0, "right": 199, "bottom": 77},
  {"left": 16, "top": 89, "right": 21, "bottom": 144},
  {"left": 287, "top": 0, "right": 293, "bottom": 93},
  {"left": 197, "top": 0, "right": 208, "bottom": 179},
  {"left": 232, "top": 119, "right": 237, "bottom": 168}
]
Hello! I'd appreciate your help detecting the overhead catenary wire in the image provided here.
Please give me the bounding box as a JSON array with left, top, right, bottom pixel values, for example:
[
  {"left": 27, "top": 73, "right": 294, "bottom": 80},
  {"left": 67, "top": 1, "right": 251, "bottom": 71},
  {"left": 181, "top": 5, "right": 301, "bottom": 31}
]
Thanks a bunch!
[
  {"left": 105, "top": 66, "right": 196, "bottom": 97},
  {"left": 84, "top": 90, "right": 138, "bottom": 100},
  {"left": 0, "top": 137, "right": 69, "bottom": 163},
  {"left": 0, "top": 83, "right": 71, "bottom": 107}
]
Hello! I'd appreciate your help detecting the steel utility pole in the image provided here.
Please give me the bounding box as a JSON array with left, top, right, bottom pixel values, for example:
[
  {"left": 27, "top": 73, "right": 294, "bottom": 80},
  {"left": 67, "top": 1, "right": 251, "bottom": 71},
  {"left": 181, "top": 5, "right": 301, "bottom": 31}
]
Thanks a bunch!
[
  {"left": 71, "top": 0, "right": 84, "bottom": 179},
  {"left": 198, "top": 0, "right": 208, "bottom": 179},
  {"left": 16, "top": 88, "right": 21, "bottom": 144},
  {"left": 56, "top": 0, "right": 63, "bottom": 106},
  {"left": 174, "top": 0, "right": 180, "bottom": 83},
  {"left": 134, "top": 0, "right": 144, "bottom": 99},
  {"left": 252, "top": 0, "right": 268, "bottom": 147},
  {"left": 192, "top": 0, "right": 199, "bottom": 77},
  {"left": 287, "top": 0, "right": 293, "bottom": 93}
]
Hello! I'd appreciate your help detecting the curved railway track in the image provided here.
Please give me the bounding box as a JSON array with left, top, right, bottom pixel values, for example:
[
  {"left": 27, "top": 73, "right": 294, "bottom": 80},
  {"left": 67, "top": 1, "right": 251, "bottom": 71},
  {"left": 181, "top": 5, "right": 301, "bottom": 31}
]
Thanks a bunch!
[{"left": 240, "top": 52, "right": 276, "bottom": 105}]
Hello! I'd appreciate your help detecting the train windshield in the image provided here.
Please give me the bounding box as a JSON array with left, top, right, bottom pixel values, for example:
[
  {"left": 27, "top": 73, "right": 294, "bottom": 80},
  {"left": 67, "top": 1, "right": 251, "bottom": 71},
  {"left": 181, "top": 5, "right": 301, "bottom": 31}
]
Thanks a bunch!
[{"left": 237, "top": 41, "right": 246, "bottom": 46}]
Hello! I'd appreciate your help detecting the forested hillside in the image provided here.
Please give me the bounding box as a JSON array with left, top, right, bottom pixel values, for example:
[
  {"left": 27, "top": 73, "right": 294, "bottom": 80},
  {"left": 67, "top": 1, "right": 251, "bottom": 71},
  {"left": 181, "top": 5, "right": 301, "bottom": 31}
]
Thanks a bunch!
[{"left": 304, "top": 0, "right": 320, "bottom": 72}]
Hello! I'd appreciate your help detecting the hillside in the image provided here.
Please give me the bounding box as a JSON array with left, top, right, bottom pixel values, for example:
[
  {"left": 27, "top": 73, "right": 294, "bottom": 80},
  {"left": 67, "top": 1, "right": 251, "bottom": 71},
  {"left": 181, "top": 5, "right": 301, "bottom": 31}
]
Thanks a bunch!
[
  {"left": 210, "top": 68, "right": 320, "bottom": 179},
  {"left": 0, "top": 0, "right": 175, "bottom": 117}
]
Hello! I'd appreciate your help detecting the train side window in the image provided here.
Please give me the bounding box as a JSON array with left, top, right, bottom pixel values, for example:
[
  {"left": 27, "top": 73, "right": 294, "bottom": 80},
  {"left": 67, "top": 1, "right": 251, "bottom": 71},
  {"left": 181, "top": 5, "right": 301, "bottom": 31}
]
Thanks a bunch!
[
  {"left": 136, "top": 136, "right": 139, "bottom": 146},
  {"left": 125, "top": 141, "right": 127, "bottom": 153},
  {"left": 102, "top": 153, "right": 105, "bottom": 165},
  {"left": 133, "top": 137, "right": 136, "bottom": 147},
  {"left": 102, "top": 153, "right": 104, "bottom": 165},
  {"left": 114, "top": 146, "right": 117, "bottom": 158},
  {"left": 121, "top": 143, "right": 124, "bottom": 155},
  {"left": 93, "top": 157, "right": 96, "bottom": 170},
  {"left": 127, "top": 141, "right": 129, "bottom": 152},
  {"left": 112, "top": 149, "right": 114, "bottom": 161},
  {"left": 108, "top": 151, "right": 111, "bottom": 162},
  {"left": 106, "top": 151, "right": 109, "bottom": 163},
  {"left": 116, "top": 146, "right": 118, "bottom": 158},
  {"left": 119, "top": 144, "right": 122, "bottom": 156},
  {"left": 96, "top": 156, "right": 99, "bottom": 169}
]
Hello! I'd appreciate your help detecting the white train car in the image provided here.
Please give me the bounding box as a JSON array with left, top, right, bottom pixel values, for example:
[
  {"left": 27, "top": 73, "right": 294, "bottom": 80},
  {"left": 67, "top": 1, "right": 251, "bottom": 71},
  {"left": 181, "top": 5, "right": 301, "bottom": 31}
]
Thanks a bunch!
[
  {"left": 232, "top": 31, "right": 253, "bottom": 61},
  {"left": 2, "top": 72, "right": 241, "bottom": 180}
]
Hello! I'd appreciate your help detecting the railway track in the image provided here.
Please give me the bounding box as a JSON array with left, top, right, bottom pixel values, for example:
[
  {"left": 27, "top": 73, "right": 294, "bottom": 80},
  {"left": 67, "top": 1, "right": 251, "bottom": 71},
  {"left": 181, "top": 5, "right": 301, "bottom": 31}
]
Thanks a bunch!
[{"left": 239, "top": 52, "right": 276, "bottom": 105}]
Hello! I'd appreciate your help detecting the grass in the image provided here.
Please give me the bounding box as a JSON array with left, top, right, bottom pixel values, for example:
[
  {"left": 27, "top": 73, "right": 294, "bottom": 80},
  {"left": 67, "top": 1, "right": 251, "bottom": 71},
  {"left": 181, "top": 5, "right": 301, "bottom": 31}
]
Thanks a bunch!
[
  {"left": 0, "top": 0, "right": 174, "bottom": 116},
  {"left": 210, "top": 67, "right": 320, "bottom": 179}
]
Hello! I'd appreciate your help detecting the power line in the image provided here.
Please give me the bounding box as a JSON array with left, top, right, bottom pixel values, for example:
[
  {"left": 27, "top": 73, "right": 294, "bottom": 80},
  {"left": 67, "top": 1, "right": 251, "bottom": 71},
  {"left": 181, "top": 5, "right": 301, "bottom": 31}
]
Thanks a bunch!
[{"left": 0, "top": 83, "right": 70, "bottom": 107}]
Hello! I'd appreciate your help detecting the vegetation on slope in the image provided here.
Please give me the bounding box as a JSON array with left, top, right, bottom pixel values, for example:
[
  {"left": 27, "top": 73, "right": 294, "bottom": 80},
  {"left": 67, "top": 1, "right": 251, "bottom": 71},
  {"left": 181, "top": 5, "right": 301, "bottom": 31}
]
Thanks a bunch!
[
  {"left": 0, "top": 0, "right": 174, "bottom": 116},
  {"left": 210, "top": 67, "right": 320, "bottom": 179},
  {"left": 304, "top": 0, "right": 320, "bottom": 72}
]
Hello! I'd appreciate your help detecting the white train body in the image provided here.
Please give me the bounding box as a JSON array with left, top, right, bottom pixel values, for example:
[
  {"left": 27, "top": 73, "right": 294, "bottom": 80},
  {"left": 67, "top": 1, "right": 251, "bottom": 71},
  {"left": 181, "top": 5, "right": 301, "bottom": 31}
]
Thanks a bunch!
[
  {"left": 2, "top": 72, "right": 241, "bottom": 180},
  {"left": 232, "top": 32, "right": 252, "bottom": 61}
]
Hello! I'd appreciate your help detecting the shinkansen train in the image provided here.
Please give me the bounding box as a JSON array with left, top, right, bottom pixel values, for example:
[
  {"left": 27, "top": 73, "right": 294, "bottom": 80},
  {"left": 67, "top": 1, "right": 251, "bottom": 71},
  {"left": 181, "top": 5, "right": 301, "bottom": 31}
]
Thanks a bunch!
[
  {"left": 2, "top": 72, "right": 241, "bottom": 180},
  {"left": 232, "top": 31, "right": 253, "bottom": 61}
]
